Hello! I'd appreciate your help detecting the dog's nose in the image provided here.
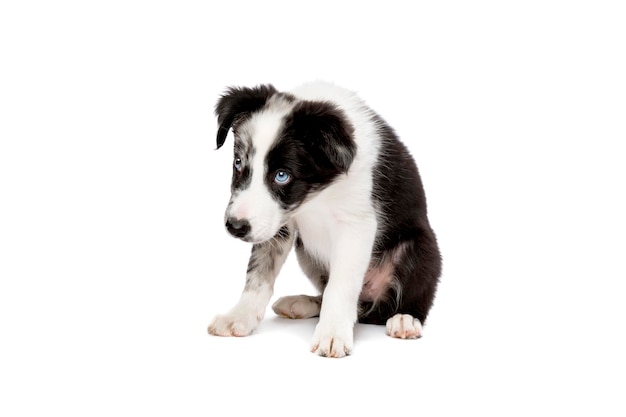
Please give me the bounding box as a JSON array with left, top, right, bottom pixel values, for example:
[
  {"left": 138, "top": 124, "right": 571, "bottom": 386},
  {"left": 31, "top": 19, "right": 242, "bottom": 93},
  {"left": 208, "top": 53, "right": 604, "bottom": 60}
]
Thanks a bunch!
[{"left": 225, "top": 218, "right": 251, "bottom": 239}]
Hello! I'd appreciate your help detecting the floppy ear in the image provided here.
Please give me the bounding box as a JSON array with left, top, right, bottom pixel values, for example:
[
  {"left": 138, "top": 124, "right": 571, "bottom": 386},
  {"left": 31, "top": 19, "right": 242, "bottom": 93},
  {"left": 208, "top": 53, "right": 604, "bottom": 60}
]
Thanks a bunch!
[
  {"left": 215, "top": 84, "right": 277, "bottom": 149},
  {"left": 288, "top": 101, "right": 356, "bottom": 172}
]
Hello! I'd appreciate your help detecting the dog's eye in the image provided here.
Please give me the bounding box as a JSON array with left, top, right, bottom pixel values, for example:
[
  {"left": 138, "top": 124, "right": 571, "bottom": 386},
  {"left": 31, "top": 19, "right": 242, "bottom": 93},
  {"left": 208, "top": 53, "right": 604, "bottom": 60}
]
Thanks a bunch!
[
  {"left": 274, "top": 170, "right": 291, "bottom": 185},
  {"left": 234, "top": 158, "right": 242, "bottom": 171}
]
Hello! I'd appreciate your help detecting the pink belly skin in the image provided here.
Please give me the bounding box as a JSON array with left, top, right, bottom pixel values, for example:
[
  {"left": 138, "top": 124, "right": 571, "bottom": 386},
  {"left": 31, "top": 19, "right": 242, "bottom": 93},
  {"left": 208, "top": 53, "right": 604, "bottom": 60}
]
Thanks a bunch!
[
  {"left": 359, "top": 242, "right": 407, "bottom": 302},
  {"left": 360, "top": 261, "right": 395, "bottom": 302}
]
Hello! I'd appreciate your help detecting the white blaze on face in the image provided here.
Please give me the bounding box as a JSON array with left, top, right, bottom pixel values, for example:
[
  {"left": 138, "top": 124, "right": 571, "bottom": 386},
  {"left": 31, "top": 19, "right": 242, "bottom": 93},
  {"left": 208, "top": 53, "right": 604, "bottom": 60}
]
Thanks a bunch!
[{"left": 227, "top": 110, "right": 287, "bottom": 243}]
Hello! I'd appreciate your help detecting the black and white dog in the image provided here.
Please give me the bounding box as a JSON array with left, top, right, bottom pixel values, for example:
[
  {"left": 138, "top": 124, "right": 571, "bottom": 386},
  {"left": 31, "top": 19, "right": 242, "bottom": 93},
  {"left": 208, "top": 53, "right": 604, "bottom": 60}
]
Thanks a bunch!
[{"left": 208, "top": 82, "right": 441, "bottom": 357}]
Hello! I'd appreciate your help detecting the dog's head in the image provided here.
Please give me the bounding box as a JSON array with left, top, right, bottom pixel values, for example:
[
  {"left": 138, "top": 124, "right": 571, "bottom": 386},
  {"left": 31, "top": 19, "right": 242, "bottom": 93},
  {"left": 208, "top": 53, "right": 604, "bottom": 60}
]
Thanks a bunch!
[{"left": 215, "top": 85, "right": 356, "bottom": 243}]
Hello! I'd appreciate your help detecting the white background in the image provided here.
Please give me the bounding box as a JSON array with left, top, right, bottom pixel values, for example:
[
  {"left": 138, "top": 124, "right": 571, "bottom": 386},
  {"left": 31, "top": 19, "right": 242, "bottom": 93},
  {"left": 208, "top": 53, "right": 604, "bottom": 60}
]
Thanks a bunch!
[{"left": 1, "top": 1, "right": 625, "bottom": 415}]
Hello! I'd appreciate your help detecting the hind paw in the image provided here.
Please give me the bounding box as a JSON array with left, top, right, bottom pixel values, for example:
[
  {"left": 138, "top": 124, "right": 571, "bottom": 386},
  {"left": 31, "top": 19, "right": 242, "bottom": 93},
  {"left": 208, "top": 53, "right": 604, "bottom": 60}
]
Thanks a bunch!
[
  {"left": 386, "top": 314, "right": 423, "bottom": 339},
  {"left": 272, "top": 295, "right": 321, "bottom": 319}
]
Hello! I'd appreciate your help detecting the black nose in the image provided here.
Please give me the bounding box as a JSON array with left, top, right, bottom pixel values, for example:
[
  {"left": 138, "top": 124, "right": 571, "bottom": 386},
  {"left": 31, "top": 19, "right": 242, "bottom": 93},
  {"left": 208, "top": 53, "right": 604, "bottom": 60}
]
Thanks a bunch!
[{"left": 225, "top": 218, "right": 251, "bottom": 238}]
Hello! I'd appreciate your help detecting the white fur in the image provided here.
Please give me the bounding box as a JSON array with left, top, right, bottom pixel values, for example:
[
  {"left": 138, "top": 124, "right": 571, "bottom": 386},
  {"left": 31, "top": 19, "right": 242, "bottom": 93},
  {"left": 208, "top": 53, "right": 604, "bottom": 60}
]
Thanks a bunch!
[{"left": 208, "top": 287, "right": 272, "bottom": 337}]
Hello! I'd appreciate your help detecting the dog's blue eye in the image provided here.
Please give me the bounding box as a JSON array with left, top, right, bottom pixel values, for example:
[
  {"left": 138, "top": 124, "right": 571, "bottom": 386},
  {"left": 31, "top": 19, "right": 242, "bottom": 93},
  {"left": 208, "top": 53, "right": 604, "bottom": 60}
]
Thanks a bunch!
[
  {"left": 274, "top": 170, "right": 291, "bottom": 185},
  {"left": 234, "top": 158, "right": 242, "bottom": 171}
]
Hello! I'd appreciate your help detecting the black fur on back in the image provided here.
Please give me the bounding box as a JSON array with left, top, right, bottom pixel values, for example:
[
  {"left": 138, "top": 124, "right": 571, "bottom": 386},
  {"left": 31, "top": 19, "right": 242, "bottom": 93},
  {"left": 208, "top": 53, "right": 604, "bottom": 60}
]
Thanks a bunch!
[{"left": 358, "top": 115, "right": 442, "bottom": 325}]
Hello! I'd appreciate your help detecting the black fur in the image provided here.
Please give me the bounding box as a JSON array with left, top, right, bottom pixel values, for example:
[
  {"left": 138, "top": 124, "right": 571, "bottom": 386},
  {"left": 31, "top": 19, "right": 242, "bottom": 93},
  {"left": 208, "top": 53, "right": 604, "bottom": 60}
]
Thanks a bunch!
[
  {"left": 284, "top": 101, "right": 356, "bottom": 173},
  {"left": 358, "top": 115, "right": 441, "bottom": 324},
  {"left": 231, "top": 159, "right": 252, "bottom": 193},
  {"left": 214, "top": 84, "right": 277, "bottom": 149},
  {"left": 265, "top": 101, "right": 356, "bottom": 209}
]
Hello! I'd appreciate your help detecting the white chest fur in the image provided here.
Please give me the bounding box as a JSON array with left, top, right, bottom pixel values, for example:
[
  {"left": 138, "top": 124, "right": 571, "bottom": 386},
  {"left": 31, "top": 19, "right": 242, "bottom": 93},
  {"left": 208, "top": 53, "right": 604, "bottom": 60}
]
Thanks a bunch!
[{"left": 292, "top": 170, "right": 378, "bottom": 268}]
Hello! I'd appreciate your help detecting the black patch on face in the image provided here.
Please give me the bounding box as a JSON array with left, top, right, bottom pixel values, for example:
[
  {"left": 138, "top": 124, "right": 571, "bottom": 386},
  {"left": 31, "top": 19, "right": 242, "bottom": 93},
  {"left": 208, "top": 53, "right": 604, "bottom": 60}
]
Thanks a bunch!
[
  {"left": 214, "top": 84, "right": 277, "bottom": 149},
  {"left": 231, "top": 139, "right": 254, "bottom": 192},
  {"left": 264, "top": 100, "right": 357, "bottom": 209},
  {"left": 231, "top": 160, "right": 252, "bottom": 192}
]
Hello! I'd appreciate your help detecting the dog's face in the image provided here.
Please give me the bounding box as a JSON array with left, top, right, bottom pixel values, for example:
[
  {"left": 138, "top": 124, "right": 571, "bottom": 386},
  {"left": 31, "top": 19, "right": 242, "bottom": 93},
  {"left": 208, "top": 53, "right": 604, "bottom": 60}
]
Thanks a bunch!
[{"left": 215, "top": 85, "right": 356, "bottom": 243}]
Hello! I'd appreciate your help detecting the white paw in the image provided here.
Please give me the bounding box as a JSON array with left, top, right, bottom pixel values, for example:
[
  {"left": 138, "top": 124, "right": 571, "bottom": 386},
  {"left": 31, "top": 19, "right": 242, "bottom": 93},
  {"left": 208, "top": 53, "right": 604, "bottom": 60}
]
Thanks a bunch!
[
  {"left": 272, "top": 295, "right": 321, "bottom": 319},
  {"left": 208, "top": 312, "right": 260, "bottom": 337},
  {"left": 386, "top": 314, "right": 423, "bottom": 339},
  {"left": 310, "top": 321, "right": 354, "bottom": 358}
]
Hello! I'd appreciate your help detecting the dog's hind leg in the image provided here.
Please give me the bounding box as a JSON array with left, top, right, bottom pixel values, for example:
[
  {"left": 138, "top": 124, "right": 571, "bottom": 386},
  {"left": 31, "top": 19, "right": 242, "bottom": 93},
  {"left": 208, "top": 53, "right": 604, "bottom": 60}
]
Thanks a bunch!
[
  {"left": 385, "top": 314, "right": 423, "bottom": 339},
  {"left": 360, "top": 227, "right": 441, "bottom": 339},
  {"left": 272, "top": 295, "right": 321, "bottom": 319},
  {"left": 271, "top": 235, "right": 328, "bottom": 319},
  {"left": 208, "top": 226, "right": 293, "bottom": 337}
]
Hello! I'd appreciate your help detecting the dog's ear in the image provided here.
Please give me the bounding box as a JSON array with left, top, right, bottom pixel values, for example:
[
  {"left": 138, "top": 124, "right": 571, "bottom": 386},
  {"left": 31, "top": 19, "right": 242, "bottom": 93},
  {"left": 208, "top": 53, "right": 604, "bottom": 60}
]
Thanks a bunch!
[
  {"left": 289, "top": 101, "right": 356, "bottom": 172},
  {"left": 215, "top": 84, "right": 277, "bottom": 149}
]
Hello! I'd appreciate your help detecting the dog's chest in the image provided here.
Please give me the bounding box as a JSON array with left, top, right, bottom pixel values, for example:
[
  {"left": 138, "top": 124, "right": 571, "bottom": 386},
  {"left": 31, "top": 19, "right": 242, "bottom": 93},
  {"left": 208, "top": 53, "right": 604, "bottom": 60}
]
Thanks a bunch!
[
  {"left": 291, "top": 173, "right": 376, "bottom": 266},
  {"left": 294, "top": 212, "right": 336, "bottom": 265}
]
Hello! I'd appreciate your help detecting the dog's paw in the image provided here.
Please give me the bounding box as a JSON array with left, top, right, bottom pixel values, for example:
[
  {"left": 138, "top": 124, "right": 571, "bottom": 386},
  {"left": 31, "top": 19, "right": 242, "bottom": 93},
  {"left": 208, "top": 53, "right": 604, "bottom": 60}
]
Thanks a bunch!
[
  {"left": 310, "top": 321, "right": 354, "bottom": 358},
  {"left": 208, "top": 313, "right": 260, "bottom": 337},
  {"left": 385, "top": 314, "right": 423, "bottom": 339},
  {"left": 272, "top": 295, "right": 321, "bottom": 319}
]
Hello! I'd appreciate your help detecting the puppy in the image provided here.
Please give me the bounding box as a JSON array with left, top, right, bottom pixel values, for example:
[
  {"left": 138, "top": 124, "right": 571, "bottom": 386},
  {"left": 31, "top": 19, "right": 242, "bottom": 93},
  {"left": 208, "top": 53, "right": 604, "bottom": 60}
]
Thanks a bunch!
[{"left": 208, "top": 82, "right": 441, "bottom": 357}]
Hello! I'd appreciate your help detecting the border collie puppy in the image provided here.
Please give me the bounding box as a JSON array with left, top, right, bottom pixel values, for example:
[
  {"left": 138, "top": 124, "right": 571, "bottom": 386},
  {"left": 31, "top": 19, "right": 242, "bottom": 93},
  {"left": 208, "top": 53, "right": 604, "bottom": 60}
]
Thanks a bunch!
[{"left": 208, "top": 82, "right": 441, "bottom": 358}]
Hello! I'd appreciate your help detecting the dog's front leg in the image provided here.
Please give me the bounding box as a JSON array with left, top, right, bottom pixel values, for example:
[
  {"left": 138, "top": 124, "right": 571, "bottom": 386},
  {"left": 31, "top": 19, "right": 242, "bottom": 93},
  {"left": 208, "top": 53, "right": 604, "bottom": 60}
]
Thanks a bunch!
[
  {"left": 311, "top": 220, "right": 377, "bottom": 357},
  {"left": 208, "top": 227, "right": 293, "bottom": 337}
]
